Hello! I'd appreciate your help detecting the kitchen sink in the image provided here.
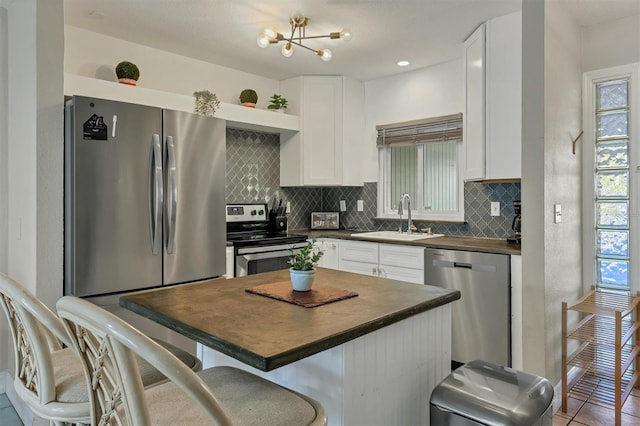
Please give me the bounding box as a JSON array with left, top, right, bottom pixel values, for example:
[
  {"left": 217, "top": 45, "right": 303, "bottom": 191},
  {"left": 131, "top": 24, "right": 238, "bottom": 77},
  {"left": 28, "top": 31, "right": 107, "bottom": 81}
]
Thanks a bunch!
[{"left": 350, "top": 231, "right": 444, "bottom": 241}]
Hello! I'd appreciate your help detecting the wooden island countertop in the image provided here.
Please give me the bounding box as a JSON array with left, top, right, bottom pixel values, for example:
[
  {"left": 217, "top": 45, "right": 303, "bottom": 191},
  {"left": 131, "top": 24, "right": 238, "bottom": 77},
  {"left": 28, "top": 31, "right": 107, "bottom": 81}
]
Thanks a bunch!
[{"left": 120, "top": 267, "right": 460, "bottom": 372}]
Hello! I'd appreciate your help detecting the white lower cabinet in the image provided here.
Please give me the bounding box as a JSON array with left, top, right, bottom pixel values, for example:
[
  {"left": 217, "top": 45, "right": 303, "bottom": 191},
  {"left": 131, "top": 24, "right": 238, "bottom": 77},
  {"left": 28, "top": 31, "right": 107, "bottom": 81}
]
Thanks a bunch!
[
  {"left": 225, "top": 246, "right": 234, "bottom": 279},
  {"left": 339, "top": 240, "right": 425, "bottom": 284},
  {"left": 314, "top": 238, "right": 340, "bottom": 270}
]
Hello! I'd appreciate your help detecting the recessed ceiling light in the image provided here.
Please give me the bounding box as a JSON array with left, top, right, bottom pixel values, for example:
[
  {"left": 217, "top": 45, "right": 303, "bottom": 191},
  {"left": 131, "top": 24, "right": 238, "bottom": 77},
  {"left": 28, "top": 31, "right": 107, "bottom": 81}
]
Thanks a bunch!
[{"left": 397, "top": 60, "right": 410, "bottom": 67}]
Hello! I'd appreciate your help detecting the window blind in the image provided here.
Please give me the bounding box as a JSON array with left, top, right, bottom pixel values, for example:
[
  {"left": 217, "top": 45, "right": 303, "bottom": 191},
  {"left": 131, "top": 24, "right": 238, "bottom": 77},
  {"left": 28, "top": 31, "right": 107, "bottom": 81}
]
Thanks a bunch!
[{"left": 376, "top": 113, "right": 463, "bottom": 147}]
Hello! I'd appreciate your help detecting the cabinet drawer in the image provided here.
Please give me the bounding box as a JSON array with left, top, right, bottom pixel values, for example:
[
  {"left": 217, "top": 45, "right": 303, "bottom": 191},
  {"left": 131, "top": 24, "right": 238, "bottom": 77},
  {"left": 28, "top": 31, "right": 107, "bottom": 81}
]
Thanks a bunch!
[
  {"left": 339, "top": 240, "right": 378, "bottom": 264},
  {"left": 379, "top": 244, "right": 424, "bottom": 270},
  {"left": 316, "top": 239, "right": 340, "bottom": 270},
  {"left": 380, "top": 265, "right": 424, "bottom": 285},
  {"left": 339, "top": 260, "right": 377, "bottom": 276}
]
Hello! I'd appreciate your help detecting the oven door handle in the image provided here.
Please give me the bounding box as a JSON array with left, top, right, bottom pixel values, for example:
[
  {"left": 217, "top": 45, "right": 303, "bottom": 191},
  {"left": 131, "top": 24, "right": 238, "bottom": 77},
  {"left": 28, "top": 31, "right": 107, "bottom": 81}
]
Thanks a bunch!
[
  {"left": 238, "top": 250, "right": 294, "bottom": 261},
  {"left": 236, "top": 242, "right": 308, "bottom": 255}
]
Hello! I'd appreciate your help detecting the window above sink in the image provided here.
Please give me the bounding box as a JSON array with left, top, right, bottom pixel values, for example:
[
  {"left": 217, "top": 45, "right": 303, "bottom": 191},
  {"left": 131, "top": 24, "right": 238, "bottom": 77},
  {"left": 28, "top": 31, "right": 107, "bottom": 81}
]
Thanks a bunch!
[{"left": 376, "top": 114, "right": 464, "bottom": 222}]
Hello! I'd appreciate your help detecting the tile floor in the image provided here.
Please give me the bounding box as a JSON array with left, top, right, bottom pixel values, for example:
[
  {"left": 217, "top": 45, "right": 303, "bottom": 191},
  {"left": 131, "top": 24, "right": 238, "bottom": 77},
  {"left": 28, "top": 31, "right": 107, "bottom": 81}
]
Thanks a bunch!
[
  {"left": 553, "top": 386, "right": 640, "bottom": 425},
  {"left": 0, "top": 394, "right": 22, "bottom": 426}
]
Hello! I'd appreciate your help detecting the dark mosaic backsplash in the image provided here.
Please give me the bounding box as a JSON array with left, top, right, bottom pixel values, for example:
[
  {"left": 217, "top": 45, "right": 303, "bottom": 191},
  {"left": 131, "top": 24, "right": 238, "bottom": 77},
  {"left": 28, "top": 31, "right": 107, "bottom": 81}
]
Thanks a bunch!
[{"left": 226, "top": 129, "right": 521, "bottom": 239}]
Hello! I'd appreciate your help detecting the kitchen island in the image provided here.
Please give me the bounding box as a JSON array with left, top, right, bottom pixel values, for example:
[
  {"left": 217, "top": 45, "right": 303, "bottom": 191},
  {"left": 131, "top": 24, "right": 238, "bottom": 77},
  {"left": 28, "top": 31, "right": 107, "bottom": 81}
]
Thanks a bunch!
[{"left": 121, "top": 268, "right": 460, "bottom": 426}]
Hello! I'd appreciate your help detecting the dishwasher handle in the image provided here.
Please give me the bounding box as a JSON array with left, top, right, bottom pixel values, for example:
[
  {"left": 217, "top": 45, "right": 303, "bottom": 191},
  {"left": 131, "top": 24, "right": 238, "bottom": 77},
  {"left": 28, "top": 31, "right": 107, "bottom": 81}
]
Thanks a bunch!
[{"left": 431, "top": 259, "right": 497, "bottom": 273}]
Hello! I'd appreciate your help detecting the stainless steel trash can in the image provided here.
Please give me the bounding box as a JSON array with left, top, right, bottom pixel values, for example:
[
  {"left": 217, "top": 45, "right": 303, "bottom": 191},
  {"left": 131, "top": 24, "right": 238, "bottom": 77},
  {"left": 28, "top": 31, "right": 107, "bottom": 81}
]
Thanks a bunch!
[{"left": 430, "top": 360, "right": 554, "bottom": 425}]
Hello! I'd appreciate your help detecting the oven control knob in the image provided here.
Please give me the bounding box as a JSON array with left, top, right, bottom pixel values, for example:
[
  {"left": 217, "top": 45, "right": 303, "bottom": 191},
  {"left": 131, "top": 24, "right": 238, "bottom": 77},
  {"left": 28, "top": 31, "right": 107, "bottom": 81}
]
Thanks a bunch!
[
  {"left": 251, "top": 210, "right": 257, "bottom": 215},
  {"left": 258, "top": 209, "right": 264, "bottom": 215}
]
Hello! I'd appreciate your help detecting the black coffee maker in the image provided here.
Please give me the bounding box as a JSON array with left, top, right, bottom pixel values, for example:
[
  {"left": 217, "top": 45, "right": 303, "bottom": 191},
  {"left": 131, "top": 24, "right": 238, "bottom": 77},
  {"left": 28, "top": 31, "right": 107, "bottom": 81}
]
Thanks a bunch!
[{"left": 507, "top": 200, "right": 521, "bottom": 245}]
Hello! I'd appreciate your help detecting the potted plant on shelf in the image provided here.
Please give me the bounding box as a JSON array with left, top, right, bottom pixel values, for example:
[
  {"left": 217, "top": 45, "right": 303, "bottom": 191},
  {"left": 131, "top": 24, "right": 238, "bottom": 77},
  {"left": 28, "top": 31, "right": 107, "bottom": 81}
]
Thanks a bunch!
[
  {"left": 193, "top": 90, "right": 221, "bottom": 116},
  {"left": 239, "top": 89, "right": 258, "bottom": 108},
  {"left": 289, "top": 241, "right": 324, "bottom": 292},
  {"left": 267, "top": 94, "right": 288, "bottom": 113},
  {"left": 115, "top": 61, "right": 140, "bottom": 86}
]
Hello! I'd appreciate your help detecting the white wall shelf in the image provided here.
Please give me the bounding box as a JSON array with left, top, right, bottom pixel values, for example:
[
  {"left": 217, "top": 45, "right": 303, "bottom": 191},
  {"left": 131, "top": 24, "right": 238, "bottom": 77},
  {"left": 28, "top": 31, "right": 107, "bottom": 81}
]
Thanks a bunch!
[{"left": 64, "top": 74, "right": 300, "bottom": 134}]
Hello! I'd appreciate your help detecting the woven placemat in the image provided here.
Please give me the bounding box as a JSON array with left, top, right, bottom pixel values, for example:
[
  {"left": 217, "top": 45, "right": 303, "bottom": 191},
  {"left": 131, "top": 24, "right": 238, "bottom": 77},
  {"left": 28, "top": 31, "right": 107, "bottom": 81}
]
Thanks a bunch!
[{"left": 245, "top": 281, "right": 358, "bottom": 308}]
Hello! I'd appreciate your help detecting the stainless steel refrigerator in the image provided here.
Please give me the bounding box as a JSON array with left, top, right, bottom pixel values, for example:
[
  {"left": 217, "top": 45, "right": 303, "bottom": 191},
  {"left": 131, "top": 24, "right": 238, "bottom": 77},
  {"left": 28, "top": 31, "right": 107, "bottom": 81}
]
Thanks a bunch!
[{"left": 64, "top": 95, "right": 226, "bottom": 298}]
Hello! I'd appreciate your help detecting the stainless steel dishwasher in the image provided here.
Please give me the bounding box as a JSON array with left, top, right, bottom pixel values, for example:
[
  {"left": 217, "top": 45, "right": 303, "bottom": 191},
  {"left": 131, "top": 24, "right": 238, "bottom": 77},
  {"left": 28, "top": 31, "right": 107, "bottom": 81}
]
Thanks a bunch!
[{"left": 424, "top": 248, "right": 511, "bottom": 366}]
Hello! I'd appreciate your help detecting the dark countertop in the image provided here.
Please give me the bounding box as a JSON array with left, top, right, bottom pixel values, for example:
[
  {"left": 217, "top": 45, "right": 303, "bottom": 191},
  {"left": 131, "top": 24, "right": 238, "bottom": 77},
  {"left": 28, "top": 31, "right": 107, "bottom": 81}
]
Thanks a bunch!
[
  {"left": 300, "top": 229, "right": 521, "bottom": 256},
  {"left": 120, "top": 268, "right": 460, "bottom": 371}
]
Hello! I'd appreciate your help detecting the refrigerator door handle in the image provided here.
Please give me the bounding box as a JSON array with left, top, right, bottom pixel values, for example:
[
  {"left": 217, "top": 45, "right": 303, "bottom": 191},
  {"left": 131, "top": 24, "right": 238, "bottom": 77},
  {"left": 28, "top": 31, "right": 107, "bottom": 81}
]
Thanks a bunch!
[
  {"left": 165, "top": 135, "right": 177, "bottom": 254},
  {"left": 149, "top": 134, "right": 163, "bottom": 255}
]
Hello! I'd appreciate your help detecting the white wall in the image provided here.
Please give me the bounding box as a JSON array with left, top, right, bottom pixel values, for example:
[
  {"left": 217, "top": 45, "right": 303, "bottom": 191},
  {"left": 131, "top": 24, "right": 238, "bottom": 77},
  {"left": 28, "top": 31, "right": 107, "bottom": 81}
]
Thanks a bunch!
[
  {"left": 64, "top": 26, "right": 281, "bottom": 108},
  {"left": 582, "top": 14, "right": 640, "bottom": 72},
  {"left": 363, "top": 59, "right": 464, "bottom": 181},
  {"left": 542, "top": 0, "right": 583, "bottom": 383},
  {"left": 8, "top": 0, "right": 64, "bottom": 308},
  {"left": 0, "top": 4, "right": 9, "bottom": 377},
  {"left": 2, "top": 0, "right": 64, "bottom": 382},
  {"left": 521, "top": 0, "right": 546, "bottom": 379},
  {"left": 521, "top": 0, "right": 583, "bottom": 382}
]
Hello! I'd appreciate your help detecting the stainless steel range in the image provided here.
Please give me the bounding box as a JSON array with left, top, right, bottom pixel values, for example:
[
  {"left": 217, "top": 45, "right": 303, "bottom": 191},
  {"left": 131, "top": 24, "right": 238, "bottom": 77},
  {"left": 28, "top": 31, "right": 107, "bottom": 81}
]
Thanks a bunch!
[{"left": 226, "top": 203, "right": 309, "bottom": 277}]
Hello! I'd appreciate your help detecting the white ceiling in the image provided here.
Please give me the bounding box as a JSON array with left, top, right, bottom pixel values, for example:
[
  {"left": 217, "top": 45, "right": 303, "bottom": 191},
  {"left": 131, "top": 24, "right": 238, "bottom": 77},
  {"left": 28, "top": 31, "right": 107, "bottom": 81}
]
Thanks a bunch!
[{"left": 63, "top": 0, "right": 640, "bottom": 82}]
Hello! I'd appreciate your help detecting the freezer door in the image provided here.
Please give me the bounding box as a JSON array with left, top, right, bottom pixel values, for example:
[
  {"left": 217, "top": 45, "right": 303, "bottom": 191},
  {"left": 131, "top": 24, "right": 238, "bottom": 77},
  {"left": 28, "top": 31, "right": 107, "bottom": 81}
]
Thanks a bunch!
[
  {"left": 66, "top": 96, "right": 163, "bottom": 297},
  {"left": 162, "top": 110, "right": 226, "bottom": 285}
]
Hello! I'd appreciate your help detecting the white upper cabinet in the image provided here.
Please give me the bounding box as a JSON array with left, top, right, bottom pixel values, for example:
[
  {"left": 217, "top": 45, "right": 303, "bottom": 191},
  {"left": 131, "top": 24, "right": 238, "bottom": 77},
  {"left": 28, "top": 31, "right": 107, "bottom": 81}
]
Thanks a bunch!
[
  {"left": 464, "top": 11, "right": 522, "bottom": 181},
  {"left": 463, "top": 23, "right": 486, "bottom": 181},
  {"left": 280, "top": 76, "right": 364, "bottom": 186}
]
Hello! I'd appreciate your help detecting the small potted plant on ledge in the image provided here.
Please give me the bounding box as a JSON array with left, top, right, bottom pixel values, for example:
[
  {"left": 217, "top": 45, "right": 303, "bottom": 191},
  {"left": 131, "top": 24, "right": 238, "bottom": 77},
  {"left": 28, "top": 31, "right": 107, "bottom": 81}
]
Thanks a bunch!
[
  {"left": 115, "top": 61, "right": 140, "bottom": 86},
  {"left": 239, "top": 89, "right": 258, "bottom": 108},
  {"left": 289, "top": 241, "right": 324, "bottom": 292},
  {"left": 267, "top": 94, "right": 288, "bottom": 113}
]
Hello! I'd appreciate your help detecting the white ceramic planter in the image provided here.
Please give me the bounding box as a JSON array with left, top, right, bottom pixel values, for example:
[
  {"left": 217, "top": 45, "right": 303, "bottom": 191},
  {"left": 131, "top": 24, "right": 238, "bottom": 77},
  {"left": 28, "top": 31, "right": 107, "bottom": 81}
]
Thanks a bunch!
[{"left": 289, "top": 268, "right": 316, "bottom": 291}]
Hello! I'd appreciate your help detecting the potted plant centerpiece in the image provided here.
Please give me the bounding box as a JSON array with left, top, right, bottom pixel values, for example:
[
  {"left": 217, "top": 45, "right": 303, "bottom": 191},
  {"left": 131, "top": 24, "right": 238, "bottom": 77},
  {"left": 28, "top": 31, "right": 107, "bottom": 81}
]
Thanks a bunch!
[
  {"left": 267, "top": 94, "right": 288, "bottom": 113},
  {"left": 289, "top": 241, "right": 324, "bottom": 291},
  {"left": 115, "top": 61, "right": 140, "bottom": 86},
  {"left": 239, "top": 89, "right": 258, "bottom": 108}
]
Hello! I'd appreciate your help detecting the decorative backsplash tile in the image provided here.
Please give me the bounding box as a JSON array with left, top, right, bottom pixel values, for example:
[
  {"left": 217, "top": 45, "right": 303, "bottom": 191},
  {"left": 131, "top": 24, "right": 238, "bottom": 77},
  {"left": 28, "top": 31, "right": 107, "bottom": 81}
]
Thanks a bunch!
[
  {"left": 226, "top": 128, "right": 521, "bottom": 239},
  {"left": 226, "top": 128, "right": 281, "bottom": 204}
]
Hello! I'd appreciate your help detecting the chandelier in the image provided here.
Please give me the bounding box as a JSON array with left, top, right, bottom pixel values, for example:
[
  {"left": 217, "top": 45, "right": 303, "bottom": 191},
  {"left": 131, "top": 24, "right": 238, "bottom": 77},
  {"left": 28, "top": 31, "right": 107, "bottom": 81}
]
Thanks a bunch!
[{"left": 257, "top": 11, "right": 352, "bottom": 61}]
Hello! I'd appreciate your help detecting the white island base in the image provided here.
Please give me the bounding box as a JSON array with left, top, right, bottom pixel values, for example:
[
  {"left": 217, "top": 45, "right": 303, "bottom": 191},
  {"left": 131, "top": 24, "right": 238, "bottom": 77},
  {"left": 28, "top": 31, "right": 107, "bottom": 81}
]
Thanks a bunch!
[{"left": 198, "top": 304, "right": 451, "bottom": 426}]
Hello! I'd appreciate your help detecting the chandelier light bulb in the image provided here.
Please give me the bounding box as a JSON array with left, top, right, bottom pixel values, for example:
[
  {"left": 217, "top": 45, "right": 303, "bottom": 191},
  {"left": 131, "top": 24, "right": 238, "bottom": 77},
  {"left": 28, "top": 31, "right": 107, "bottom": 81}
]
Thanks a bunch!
[
  {"left": 257, "top": 35, "right": 270, "bottom": 48},
  {"left": 282, "top": 42, "right": 294, "bottom": 57},
  {"left": 339, "top": 28, "right": 352, "bottom": 42},
  {"left": 319, "top": 48, "right": 332, "bottom": 61},
  {"left": 263, "top": 27, "right": 278, "bottom": 41}
]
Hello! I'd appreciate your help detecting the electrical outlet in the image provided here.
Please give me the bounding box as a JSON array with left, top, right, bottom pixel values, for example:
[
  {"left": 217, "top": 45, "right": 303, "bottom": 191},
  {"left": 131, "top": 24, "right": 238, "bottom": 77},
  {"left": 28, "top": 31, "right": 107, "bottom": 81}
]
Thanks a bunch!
[
  {"left": 340, "top": 200, "right": 347, "bottom": 212},
  {"left": 554, "top": 204, "right": 562, "bottom": 223},
  {"left": 286, "top": 201, "right": 291, "bottom": 214},
  {"left": 490, "top": 201, "right": 500, "bottom": 217},
  {"left": 357, "top": 200, "right": 364, "bottom": 212}
]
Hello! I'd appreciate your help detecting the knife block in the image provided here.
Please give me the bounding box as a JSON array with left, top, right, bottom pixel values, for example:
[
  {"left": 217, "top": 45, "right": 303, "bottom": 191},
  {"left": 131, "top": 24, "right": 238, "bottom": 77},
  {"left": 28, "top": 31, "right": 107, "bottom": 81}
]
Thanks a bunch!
[{"left": 268, "top": 214, "right": 287, "bottom": 233}]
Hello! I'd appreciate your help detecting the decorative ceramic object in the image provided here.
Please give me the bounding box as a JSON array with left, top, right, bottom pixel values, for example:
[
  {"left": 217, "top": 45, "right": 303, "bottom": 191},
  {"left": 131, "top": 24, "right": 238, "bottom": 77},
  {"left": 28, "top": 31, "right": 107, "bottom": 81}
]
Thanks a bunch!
[
  {"left": 288, "top": 241, "right": 324, "bottom": 292},
  {"left": 193, "top": 90, "right": 221, "bottom": 116},
  {"left": 239, "top": 89, "right": 258, "bottom": 108},
  {"left": 290, "top": 268, "right": 316, "bottom": 291},
  {"left": 115, "top": 61, "right": 140, "bottom": 86}
]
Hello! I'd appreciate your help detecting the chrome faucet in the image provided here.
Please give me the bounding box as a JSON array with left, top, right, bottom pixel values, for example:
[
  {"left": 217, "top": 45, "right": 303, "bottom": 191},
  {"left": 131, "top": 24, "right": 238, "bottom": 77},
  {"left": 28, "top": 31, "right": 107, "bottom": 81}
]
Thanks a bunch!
[{"left": 397, "top": 193, "right": 414, "bottom": 234}]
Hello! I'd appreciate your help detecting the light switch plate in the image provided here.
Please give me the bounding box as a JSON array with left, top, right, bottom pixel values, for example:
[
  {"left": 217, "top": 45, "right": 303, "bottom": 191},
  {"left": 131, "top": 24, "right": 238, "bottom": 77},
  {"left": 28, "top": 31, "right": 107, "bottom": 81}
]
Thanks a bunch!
[
  {"left": 357, "top": 200, "right": 364, "bottom": 212},
  {"left": 490, "top": 201, "right": 500, "bottom": 217},
  {"left": 286, "top": 201, "right": 291, "bottom": 214},
  {"left": 554, "top": 204, "right": 562, "bottom": 223},
  {"left": 340, "top": 200, "right": 347, "bottom": 212}
]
